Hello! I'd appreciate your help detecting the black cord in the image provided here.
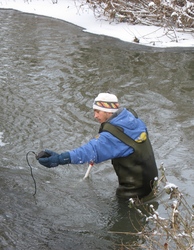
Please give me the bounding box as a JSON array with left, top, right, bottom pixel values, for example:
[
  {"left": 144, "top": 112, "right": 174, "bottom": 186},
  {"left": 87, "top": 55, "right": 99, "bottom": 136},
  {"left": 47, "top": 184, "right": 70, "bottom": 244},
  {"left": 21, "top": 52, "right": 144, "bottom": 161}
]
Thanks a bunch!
[{"left": 26, "top": 151, "right": 37, "bottom": 196}]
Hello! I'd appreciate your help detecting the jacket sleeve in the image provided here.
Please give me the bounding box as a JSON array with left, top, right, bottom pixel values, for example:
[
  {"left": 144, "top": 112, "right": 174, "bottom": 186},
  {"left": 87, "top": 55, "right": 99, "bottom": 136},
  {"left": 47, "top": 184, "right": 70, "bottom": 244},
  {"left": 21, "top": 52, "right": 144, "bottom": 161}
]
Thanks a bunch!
[{"left": 69, "top": 132, "right": 133, "bottom": 164}]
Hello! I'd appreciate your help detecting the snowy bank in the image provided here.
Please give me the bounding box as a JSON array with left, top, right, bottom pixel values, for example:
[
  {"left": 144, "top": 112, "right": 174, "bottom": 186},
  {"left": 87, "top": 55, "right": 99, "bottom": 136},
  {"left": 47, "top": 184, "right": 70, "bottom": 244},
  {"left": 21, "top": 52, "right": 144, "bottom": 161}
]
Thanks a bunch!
[{"left": 0, "top": 0, "right": 194, "bottom": 48}]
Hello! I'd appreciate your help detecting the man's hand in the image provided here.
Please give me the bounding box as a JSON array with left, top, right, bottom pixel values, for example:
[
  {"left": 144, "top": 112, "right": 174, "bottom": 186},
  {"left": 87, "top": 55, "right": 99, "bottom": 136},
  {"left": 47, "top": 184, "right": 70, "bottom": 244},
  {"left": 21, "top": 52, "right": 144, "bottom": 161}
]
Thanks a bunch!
[{"left": 37, "top": 149, "right": 71, "bottom": 168}]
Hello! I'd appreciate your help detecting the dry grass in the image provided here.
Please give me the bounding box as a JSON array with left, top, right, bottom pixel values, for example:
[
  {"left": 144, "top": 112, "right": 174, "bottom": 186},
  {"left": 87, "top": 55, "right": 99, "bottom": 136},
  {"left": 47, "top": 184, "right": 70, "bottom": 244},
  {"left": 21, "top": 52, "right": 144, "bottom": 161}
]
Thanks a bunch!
[
  {"left": 85, "top": 0, "right": 194, "bottom": 30},
  {"left": 109, "top": 164, "right": 194, "bottom": 249}
]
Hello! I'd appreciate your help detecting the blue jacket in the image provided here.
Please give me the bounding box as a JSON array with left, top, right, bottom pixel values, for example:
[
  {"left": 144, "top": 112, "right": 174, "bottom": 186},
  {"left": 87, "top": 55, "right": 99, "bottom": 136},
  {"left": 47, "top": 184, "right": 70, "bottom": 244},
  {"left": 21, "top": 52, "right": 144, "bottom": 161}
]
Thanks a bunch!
[{"left": 69, "top": 108, "right": 147, "bottom": 164}]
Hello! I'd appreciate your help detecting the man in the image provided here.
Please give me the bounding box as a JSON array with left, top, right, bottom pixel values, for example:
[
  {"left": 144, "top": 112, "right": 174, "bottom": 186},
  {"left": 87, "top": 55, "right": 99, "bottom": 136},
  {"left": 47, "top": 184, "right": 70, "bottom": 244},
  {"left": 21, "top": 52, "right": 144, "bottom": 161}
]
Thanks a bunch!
[{"left": 37, "top": 93, "right": 158, "bottom": 199}]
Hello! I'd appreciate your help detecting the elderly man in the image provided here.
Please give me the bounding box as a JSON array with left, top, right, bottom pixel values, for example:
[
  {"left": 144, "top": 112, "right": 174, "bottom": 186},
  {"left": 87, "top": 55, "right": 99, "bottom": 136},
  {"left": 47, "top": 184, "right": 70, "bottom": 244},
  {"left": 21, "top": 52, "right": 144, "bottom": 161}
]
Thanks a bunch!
[{"left": 37, "top": 93, "right": 158, "bottom": 199}]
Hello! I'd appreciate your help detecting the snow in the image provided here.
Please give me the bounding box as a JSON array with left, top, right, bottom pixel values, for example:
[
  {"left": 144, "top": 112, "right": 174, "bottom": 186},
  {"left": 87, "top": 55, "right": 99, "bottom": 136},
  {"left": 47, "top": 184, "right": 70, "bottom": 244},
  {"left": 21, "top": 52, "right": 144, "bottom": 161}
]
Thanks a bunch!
[
  {"left": 0, "top": 0, "right": 194, "bottom": 48},
  {"left": 164, "top": 182, "right": 178, "bottom": 190},
  {"left": 0, "top": 132, "right": 7, "bottom": 146}
]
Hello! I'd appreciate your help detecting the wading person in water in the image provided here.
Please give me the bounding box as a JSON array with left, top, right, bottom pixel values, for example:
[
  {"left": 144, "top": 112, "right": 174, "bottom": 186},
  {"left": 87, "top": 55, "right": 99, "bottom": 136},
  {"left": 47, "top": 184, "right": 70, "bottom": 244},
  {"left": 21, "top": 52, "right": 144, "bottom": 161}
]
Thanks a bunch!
[{"left": 37, "top": 93, "right": 158, "bottom": 199}]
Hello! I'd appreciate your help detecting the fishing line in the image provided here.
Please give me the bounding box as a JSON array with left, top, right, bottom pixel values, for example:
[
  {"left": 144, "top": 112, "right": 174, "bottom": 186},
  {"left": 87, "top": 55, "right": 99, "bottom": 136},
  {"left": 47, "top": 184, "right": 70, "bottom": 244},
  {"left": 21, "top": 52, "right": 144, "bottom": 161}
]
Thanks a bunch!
[{"left": 26, "top": 151, "right": 37, "bottom": 196}]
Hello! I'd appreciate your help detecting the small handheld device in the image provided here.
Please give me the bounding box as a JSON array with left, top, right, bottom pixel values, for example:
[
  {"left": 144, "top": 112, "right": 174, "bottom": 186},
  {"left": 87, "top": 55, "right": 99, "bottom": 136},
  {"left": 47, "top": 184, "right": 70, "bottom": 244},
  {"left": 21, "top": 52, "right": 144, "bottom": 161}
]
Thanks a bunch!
[{"left": 36, "top": 151, "right": 51, "bottom": 160}]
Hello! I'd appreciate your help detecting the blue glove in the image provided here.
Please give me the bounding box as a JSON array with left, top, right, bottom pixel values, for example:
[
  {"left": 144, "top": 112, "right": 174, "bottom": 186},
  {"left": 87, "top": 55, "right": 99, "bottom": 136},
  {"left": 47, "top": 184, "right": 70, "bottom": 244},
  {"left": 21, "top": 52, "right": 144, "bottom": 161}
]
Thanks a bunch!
[{"left": 38, "top": 149, "right": 71, "bottom": 168}]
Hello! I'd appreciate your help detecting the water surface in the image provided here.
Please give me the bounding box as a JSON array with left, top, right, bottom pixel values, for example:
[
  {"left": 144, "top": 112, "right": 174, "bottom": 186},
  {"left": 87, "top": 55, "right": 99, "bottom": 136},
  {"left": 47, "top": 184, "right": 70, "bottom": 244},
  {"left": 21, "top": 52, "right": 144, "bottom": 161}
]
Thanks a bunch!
[{"left": 0, "top": 9, "right": 194, "bottom": 249}]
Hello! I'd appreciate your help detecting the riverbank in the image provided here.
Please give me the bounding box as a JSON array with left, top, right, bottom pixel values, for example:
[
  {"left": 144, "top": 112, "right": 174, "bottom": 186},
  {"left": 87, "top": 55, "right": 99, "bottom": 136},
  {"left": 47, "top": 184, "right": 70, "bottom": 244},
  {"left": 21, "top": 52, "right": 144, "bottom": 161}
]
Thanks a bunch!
[{"left": 0, "top": 0, "right": 194, "bottom": 48}]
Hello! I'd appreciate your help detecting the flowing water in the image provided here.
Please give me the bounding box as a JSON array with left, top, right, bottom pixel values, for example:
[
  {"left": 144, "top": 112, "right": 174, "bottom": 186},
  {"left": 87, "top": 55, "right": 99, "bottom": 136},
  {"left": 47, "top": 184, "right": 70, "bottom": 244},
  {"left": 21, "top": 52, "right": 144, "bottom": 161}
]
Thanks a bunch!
[{"left": 0, "top": 9, "right": 194, "bottom": 250}]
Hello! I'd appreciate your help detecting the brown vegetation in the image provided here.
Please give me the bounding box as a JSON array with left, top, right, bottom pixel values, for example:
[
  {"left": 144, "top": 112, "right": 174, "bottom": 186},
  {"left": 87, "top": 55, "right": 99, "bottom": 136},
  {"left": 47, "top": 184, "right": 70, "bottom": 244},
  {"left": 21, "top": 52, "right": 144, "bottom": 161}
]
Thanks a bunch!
[
  {"left": 109, "top": 164, "right": 194, "bottom": 249},
  {"left": 85, "top": 0, "right": 194, "bottom": 30}
]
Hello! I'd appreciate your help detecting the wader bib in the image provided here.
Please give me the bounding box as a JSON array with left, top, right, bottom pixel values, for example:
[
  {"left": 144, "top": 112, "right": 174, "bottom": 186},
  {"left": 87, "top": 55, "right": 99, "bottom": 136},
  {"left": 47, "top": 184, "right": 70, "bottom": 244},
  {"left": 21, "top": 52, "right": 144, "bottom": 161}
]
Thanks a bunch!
[{"left": 100, "top": 122, "right": 158, "bottom": 199}]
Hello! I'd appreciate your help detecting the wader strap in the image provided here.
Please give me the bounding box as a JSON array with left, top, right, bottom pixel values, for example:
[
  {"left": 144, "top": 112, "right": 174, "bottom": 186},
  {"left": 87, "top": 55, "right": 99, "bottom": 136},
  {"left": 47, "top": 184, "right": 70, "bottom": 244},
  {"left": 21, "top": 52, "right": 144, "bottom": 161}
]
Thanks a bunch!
[
  {"left": 101, "top": 123, "right": 139, "bottom": 151},
  {"left": 127, "top": 108, "right": 138, "bottom": 118}
]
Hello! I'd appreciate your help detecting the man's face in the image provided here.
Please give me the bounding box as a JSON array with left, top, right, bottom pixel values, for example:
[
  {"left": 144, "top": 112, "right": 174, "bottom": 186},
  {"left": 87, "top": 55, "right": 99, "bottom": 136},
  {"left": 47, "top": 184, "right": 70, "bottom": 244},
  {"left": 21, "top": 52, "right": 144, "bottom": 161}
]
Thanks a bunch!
[{"left": 94, "top": 109, "right": 113, "bottom": 124}]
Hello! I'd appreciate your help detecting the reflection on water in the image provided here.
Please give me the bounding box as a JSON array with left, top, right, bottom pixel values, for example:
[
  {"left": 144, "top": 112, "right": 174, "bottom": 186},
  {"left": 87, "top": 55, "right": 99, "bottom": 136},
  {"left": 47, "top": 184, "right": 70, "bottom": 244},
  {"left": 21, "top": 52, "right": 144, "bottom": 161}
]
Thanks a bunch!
[{"left": 0, "top": 9, "right": 194, "bottom": 249}]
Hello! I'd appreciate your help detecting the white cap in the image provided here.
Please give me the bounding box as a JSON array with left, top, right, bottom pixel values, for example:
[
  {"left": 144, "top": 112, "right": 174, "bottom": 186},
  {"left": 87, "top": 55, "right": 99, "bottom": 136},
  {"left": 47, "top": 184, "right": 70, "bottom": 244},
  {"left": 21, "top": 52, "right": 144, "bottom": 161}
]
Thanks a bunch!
[{"left": 93, "top": 93, "right": 119, "bottom": 113}]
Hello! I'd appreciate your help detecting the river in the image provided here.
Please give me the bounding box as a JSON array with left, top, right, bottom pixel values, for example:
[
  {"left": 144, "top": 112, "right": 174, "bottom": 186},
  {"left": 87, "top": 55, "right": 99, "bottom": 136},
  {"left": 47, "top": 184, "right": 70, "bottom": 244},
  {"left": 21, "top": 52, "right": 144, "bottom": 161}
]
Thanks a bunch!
[{"left": 0, "top": 9, "right": 194, "bottom": 250}]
